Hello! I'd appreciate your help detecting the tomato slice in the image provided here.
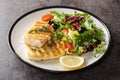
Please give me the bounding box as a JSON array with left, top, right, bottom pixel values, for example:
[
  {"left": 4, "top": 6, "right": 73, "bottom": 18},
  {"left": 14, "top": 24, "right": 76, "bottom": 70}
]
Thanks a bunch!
[
  {"left": 41, "top": 14, "right": 53, "bottom": 22},
  {"left": 62, "top": 29, "right": 69, "bottom": 35},
  {"left": 65, "top": 42, "right": 74, "bottom": 52}
]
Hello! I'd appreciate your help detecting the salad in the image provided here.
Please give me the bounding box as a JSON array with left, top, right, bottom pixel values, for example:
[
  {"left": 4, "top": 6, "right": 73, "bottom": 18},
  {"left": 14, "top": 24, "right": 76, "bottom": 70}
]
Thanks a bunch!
[{"left": 41, "top": 10, "right": 106, "bottom": 57}]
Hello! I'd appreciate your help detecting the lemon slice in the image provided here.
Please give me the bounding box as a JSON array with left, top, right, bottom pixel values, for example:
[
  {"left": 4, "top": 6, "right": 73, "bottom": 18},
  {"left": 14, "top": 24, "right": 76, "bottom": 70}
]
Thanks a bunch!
[{"left": 59, "top": 55, "right": 84, "bottom": 69}]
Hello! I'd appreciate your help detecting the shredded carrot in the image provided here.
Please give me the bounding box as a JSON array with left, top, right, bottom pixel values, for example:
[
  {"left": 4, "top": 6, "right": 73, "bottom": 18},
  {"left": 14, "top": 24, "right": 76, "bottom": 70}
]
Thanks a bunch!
[{"left": 48, "top": 24, "right": 54, "bottom": 32}]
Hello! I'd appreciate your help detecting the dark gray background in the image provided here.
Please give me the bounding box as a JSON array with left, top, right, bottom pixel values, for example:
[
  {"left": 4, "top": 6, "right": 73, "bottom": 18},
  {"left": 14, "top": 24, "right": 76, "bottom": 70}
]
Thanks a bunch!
[{"left": 0, "top": 0, "right": 120, "bottom": 80}]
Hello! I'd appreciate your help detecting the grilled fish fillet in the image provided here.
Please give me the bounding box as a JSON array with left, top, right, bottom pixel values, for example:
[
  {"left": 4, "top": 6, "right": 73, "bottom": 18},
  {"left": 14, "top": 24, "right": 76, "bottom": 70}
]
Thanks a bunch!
[{"left": 23, "top": 21, "right": 66, "bottom": 61}]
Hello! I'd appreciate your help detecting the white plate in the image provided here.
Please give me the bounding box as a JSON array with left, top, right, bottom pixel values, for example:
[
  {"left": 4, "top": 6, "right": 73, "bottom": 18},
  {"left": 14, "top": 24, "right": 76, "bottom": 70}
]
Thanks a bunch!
[{"left": 8, "top": 6, "right": 111, "bottom": 72}]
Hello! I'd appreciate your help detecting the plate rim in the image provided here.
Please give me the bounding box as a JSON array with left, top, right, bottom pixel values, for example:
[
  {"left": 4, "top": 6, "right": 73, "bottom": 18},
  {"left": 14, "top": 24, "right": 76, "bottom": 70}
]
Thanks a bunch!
[{"left": 8, "top": 6, "right": 111, "bottom": 72}]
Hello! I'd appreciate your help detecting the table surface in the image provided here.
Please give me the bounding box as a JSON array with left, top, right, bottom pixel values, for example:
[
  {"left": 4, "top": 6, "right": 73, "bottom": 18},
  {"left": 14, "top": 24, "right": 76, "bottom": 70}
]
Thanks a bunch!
[{"left": 0, "top": 0, "right": 120, "bottom": 80}]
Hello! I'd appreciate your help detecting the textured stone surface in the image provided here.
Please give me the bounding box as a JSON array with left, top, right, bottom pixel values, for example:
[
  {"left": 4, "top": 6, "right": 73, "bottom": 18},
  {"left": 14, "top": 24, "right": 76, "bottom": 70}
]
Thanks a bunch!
[{"left": 0, "top": 0, "right": 120, "bottom": 80}]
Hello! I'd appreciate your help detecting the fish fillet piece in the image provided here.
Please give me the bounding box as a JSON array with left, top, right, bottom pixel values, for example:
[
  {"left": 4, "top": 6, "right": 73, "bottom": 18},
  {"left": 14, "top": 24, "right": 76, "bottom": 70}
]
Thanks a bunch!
[
  {"left": 26, "top": 41, "right": 66, "bottom": 61},
  {"left": 24, "top": 32, "right": 51, "bottom": 47},
  {"left": 23, "top": 21, "right": 52, "bottom": 47}
]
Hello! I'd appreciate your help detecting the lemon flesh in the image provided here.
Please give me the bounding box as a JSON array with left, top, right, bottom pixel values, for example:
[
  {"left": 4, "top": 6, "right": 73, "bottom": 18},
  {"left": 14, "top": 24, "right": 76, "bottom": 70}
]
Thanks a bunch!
[{"left": 59, "top": 56, "right": 84, "bottom": 69}]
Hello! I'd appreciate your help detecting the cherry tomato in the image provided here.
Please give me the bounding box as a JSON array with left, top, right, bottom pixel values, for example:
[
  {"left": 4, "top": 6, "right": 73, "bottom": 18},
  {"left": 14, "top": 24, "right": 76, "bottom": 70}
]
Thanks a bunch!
[
  {"left": 62, "top": 29, "right": 69, "bottom": 35},
  {"left": 65, "top": 42, "right": 74, "bottom": 52},
  {"left": 41, "top": 14, "right": 53, "bottom": 22}
]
